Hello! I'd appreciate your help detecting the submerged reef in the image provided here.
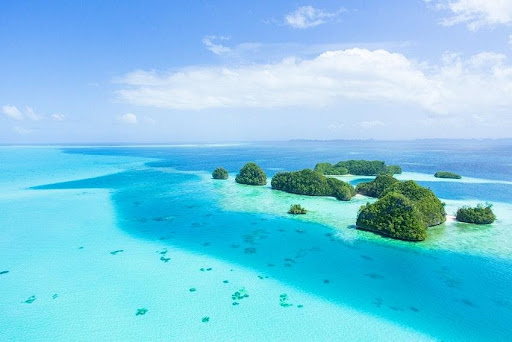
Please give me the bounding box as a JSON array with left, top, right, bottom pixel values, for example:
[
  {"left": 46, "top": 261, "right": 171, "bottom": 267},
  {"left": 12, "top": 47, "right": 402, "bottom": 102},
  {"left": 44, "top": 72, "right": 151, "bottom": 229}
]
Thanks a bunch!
[{"left": 136, "top": 308, "right": 148, "bottom": 316}]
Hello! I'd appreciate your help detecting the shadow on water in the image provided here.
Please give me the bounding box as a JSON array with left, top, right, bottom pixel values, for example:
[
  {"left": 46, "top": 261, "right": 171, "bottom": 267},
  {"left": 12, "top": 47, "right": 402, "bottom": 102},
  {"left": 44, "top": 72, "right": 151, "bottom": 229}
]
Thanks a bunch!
[{"left": 32, "top": 167, "right": 512, "bottom": 342}]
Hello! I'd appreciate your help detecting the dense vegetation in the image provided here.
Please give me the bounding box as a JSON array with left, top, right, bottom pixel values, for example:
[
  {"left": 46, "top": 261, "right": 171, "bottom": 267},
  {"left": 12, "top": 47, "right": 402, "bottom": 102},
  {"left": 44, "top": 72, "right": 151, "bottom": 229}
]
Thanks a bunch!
[
  {"left": 288, "top": 204, "right": 307, "bottom": 215},
  {"left": 357, "top": 193, "right": 427, "bottom": 241},
  {"left": 356, "top": 180, "right": 446, "bottom": 241},
  {"left": 271, "top": 169, "right": 355, "bottom": 201},
  {"left": 314, "top": 163, "right": 349, "bottom": 175},
  {"left": 386, "top": 165, "right": 402, "bottom": 175},
  {"left": 212, "top": 167, "right": 228, "bottom": 180},
  {"left": 456, "top": 204, "right": 496, "bottom": 224},
  {"left": 235, "top": 163, "right": 267, "bottom": 186},
  {"left": 356, "top": 174, "right": 399, "bottom": 198},
  {"left": 315, "top": 160, "right": 402, "bottom": 176},
  {"left": 435, "top": 171, "right": 462, "bottom": 179},
  {"left": 381, "top": 180, "right": 446, "bottom": 226}
]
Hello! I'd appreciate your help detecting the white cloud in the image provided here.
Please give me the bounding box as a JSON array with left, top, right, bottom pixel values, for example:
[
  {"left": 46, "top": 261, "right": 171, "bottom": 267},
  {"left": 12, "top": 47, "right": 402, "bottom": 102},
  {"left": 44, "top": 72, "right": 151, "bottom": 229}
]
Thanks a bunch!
[
  {"left": 2, "top": 105, "right": 24, "bottom": 120},
  {"left": 203, "top": 36, "right": 232, "bottom": 55},
  {"left": 427, "top": 0, "right": 512, "bottom": 30},
  {"left": 284, "top": 6, "right": 344, "bottom": 29},
  {"left": 13, "top": 126, "right": 32, "bottom": 135},
  {"left": 52, "top": 113, "right": 66, "bottom": 121},
  {"left": 358, "top": 120, "right": 385, "bottom": 129},
  {"left": 25, "top": 106, "right": 42, "bottom": 121},
  {"left": 509, "top": 33, "right": 512, "bottom": 45},
  {"left": 116, "top": 47, "right": 512, "bottom": 118},
  {"left": 118, "top": 112, "right": 137, "bottom": 124}
]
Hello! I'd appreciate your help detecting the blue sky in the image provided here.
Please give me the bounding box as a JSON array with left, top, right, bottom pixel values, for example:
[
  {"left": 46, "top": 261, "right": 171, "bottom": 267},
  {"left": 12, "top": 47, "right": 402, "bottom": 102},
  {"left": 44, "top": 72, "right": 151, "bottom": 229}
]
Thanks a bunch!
[{"left": 1, "top": 0, "right": 512, "bottom": 143}]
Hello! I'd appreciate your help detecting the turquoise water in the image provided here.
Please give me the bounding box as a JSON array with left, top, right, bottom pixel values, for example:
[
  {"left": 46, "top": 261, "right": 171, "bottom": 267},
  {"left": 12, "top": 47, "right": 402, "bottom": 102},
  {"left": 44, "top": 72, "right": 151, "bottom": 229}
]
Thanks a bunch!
[{"left": 1, "top": 141, "right": 512, "bottom": 341}]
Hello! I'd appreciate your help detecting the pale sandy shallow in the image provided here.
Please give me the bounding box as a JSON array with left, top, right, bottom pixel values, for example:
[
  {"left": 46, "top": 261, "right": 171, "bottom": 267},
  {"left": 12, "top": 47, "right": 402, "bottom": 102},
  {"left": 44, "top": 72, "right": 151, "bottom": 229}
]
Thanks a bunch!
[{"left": 0, "top": 148, "right": 436, "bottom": 341}]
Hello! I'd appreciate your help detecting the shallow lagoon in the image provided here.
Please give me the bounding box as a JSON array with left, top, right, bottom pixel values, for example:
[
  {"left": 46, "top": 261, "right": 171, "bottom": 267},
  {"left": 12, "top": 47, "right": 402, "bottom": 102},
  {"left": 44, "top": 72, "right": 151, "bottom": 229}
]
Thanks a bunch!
[{"left": 1, "top": 141, "right": 512, "bottom": 341}]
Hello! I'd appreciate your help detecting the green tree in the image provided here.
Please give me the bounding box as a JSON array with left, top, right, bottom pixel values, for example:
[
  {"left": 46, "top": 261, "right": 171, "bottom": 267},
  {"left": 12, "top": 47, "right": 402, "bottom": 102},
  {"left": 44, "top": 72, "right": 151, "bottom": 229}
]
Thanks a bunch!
[
  {"left": 386, "top": 165, "right": 402, "bottom": 175},
  {"left": 357, "top": 192, "right": 427, "bottom": 241},
  {"left": 434, "top": 171, "right": 462, "bottom": 179},
  {"left": 212, "top": 167, "right": 228, "bottom": 180},
  {"left": 288, "top": 204, "right": 307, "bottom": 215},
  {"left": 271, "top": 169, "right": 355, "bottom": 201},
  {"left": 235, "top": 162, "right": 267, "bottom": 186},
  {"left": 381, "top": 180, "right": 446, "bottom": 226},
  {"left": 356, "top": 174, "right": 399, "bottom": 198},
  {"left": 456, "top": 204, "right": 495, "bottom": 224}
]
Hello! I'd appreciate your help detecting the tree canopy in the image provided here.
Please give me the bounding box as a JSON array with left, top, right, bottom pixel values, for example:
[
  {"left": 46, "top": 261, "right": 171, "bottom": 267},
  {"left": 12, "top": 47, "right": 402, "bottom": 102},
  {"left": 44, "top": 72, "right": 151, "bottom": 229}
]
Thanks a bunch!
[
  {"left": 356, "top": 179, "right": 446, "bottom": 241},
  {"left": 271, "top": 169, "right": 355, "bottom": 201},
  {"left": 314, "top": 162, "right": 349, "bottom": 175},
  {"left": 235, "top": 163, "right": 267, "bottom": 186},
  {"left": 380, "top": 180, "right": 446, "bottom": 226},
  {"left": 212, "top": 167, "right": 228, "bottom": 180},
  {"left": 456, "top": 204, "right": 495, "bottom": 224},
  {"left": 356, "top": 174, "right": 399, "bottom": 198},
  {"left": 357, "top": 192, "right": 427, "bottom": 241},
  {"left": 288, "top": 204, "right": 307, "bottom": 215},
  {"left": 435, "top": 171, "right": 462, "bottom": 179},
  {"left": 315, "top": 160, "right": 402, "bottom": 176}
]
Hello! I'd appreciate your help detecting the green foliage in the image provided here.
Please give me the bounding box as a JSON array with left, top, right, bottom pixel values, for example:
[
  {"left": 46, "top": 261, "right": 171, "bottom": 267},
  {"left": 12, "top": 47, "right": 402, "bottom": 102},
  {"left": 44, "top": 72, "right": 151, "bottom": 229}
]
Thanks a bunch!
[
  {"left": 335, "top": 160, "right": 386, "bottom": 176},
  {"left": 381, "top": 180, "right": 446, "bottom": 226},
  {"left": 327, "top": 177, "right": 356, "bottom": 200},
  {"left": 288, "top": 204, "right": 307, "bottom": 215},
  {"left": 315, "top": 160, "right": 402, "bottom": 176},
  {"left": 356, "top": 174, "right": 399, "bottom": 198},
  {"left": 212, "top": 167, "right": 228, "bottom": 180},
  {"left": 356, "top": 193, "right": 427, "bottom": 241},
  {"left": 271, "top": 169, "right": 355, "bottom": 201},
  {"left": 435, "top": 171, "right": 462, "bottom": 179},
  {"left": 314, "top": 162, "right": 349, "bottom": 175},
  {"left": 386, "top": 165, "right": 402, "bottom": 175},
  {"left": 235, "top": 162, "right": 267, "bottom": 186},
  {"left": 456, "top": 204, "right": 495, "bottom": 224}
]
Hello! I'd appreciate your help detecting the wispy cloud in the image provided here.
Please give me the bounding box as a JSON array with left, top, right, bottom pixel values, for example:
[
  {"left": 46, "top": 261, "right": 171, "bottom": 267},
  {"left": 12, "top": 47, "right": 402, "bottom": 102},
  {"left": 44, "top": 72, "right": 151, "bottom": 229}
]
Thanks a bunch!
[
  {"left": 13, "top": 126, "right": 32, "bottom": 135},
  {"left": 284, "top": 6, "right": 345, "bottom": 29},
  {"left": 426, "top": 0, "right": 512, "bottom": 31},
  {"left": 116, "top": 48, "right": 512, "bottom": 119},
  {"left": 203, "top": 36, "right": 232, "bottom": 55},
  {"left": 52, "top": 113, "right": 66, "bottom": 121},
  {"left": 118, "top": 112, "right": 137, "bottom": 124},
  {"left": 2, "top": 105, "right": 24, "bottom": 120},
  {"left": 25, "top": 106, "right": 42, "bottom": 121}
]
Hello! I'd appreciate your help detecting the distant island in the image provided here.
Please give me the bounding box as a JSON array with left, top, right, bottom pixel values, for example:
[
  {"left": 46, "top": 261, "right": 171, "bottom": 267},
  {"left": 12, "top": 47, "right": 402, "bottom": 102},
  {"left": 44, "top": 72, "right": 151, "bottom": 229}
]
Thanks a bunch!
[
  {"left": 356, "top": 180, "right": 446, "bottom": 241},
  {"left": 434, "top": 171, "right": 462, "bottom": 179},
  {"left": 212, "top": 167, "right": 228, "bottom": 180},
  {"left": 271, "top": 169, "right": 355, "bottom": 201},
  {"left": 235, "top": 162, "right": 267, "bottom": 185},
  {"left": 315, "top": 160, "right": 402, "bottom": 176},
  {"left": 456, "top": 204, "right": 495, "bottom": 224}
]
